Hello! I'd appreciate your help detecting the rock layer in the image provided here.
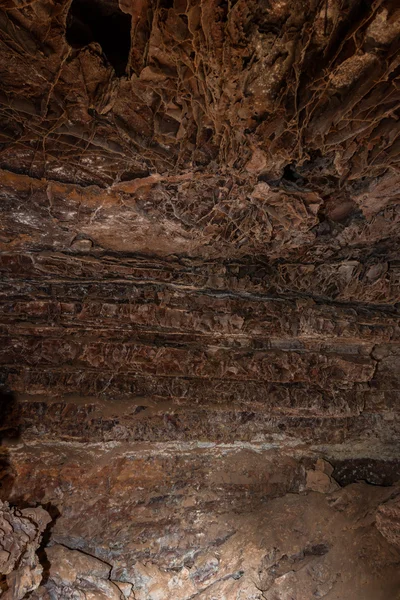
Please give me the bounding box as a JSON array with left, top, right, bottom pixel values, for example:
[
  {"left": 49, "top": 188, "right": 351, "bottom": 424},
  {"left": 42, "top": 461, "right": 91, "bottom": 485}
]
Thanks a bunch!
[{"left": 1, "top": 0, "right": 400, "bottom": 598}]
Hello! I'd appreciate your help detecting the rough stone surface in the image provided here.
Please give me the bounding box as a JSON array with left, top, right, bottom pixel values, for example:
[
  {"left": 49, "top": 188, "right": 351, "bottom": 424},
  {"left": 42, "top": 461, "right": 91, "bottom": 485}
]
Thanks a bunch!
[
  {"left": 305, "top": 458, "right": 340, "bottom": 493},
  {"left": 35, "top": 544, "right": 125, "bottom": 599},
  {"left": 376, "top": 494, "right": 400, "bottom": 550},
  {"left": 12, "top": 483, "right": 400, "bottom": 600},
  {"left": 0, "top": 501, "right": 51, "bottom": 599},
  {"left": 0, "top": 0, "right": 400, "bottom": 598}
]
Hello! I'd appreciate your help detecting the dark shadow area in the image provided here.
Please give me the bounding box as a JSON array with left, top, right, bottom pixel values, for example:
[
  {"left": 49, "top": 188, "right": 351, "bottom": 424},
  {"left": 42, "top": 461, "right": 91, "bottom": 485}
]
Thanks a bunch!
[
  {"left": 258, "top": 161, "right": 309, "bottom": 189},
  {"left": 0, "top": 387, "right": 20, "bottom": 593},
  {"left": 66, "top": 0, "right": 131, "bottom": 76},
  {"left": 37, "top": 503, "right": 61, "bottom": 585},
  {"left": 332, "top": 458, "right": 400, "bottom": 487},
  {"left": 0, "top": 387, "right": 21, "bottom": 500},
  {"left": 0, "top": 386, "right": 60, "bottom": 592},
  {"left": 282, "top": 162, "right": 305, "bottom": 184}
]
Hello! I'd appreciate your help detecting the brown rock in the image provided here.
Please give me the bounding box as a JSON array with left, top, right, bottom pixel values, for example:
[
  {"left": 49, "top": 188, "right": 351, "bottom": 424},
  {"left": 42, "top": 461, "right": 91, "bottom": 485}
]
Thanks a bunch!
[
  {"left": 1, "top": 0, "right": 400, "bottom": 598},
  {"left": 44, "top": 545, "right": 122, "bottom": 599},
  {"left": 0, "top": 501, "right": 51, "bottom": 600},
  {"left": 376, "top": 495, "right": 400, "bottom": 549},
  {"left": 305, "top": 459, "right": 340, "bottom": 493}
]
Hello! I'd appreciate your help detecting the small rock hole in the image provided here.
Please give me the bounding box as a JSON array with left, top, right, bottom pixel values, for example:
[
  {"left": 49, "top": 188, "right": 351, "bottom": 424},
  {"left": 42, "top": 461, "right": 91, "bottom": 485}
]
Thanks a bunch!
[{"left": 282, "top": 162, "right": 301, "bottom": 182}]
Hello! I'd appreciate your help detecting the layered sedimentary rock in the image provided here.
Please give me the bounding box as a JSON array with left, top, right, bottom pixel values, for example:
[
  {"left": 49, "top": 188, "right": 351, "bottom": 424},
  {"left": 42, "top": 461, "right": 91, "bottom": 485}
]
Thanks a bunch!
[
  {"left": 1, "top": 0, "right": 400, "bottom": 454},
  {"left": 1, "top": 0, "right": 400, "bottom": 597}
]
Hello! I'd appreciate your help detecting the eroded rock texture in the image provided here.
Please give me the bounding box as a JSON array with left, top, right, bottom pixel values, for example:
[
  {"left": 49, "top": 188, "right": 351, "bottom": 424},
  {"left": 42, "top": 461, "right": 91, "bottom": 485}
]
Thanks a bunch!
[
  {"left": 1, "top": 0, "right": 400, "bottom": 451},
  {"left": 0, "top": 0, "right": 400, "bottom": 597},
  {"left": 9, "top": 482, "right": 400, "bottom": 600},
  {"left": 0, "top": 501, "right": 51, "bottom": 599}
]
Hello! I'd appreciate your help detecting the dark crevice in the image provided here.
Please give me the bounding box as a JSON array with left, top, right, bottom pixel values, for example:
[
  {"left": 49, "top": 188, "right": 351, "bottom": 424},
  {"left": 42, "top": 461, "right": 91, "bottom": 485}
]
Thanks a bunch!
[
  {"left": 35, "top": 505, "right": 61, "bottom": 586},
  {"left": 332, "top": 459, "right": 400, "bottom": 487},
  {"left": 282, "top": 162, "right": 306, "bottom": 184},
  {"left": 66, "top": 0, "right": 131, "bottom": 76},
  {"left": 0, "top": 388, "right": 20, "bottom": 501},
  {"left": 120, "top": 169, "right": 151, "bottom": 182}
]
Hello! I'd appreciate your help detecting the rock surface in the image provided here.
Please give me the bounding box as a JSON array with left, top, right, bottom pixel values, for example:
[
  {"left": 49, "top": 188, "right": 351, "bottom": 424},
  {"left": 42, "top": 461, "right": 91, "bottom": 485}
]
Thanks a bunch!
[
  {"left": 376, "top": 494, "right": 400, "bottom": 550},
  {"left": 12, "top": 483, "right": 400, "bottom": 600},
  {"left": 34, "top": 544, "right": 127, "bottom": 599},
  {"left": 1, "top": 0, "right": 400, "bottom": 469},
  {"left": 0, "top": 501, "right": 51, "bottom": 599},
  {"left": 0, "top": 0, "right": 400, "bottom": 598}
]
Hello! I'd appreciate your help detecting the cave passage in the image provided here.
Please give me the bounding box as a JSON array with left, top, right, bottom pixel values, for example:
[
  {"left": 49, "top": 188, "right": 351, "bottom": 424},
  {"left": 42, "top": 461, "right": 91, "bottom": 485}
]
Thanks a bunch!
[{"left": 66, "top": 0, "right": 131, "bottom": 76}]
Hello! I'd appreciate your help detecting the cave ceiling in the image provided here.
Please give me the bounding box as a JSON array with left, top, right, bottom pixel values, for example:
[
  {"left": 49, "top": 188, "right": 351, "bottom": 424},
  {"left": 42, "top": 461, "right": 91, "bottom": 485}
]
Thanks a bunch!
[{"left": 0, "top": 0, "right": 400, "bottom": 598}]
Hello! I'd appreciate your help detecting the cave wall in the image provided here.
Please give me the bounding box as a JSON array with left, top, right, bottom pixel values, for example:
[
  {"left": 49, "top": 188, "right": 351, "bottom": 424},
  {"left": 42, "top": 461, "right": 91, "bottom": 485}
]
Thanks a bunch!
[{"left": 0, "top": 0, "right": 400, "bottom": 597}]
